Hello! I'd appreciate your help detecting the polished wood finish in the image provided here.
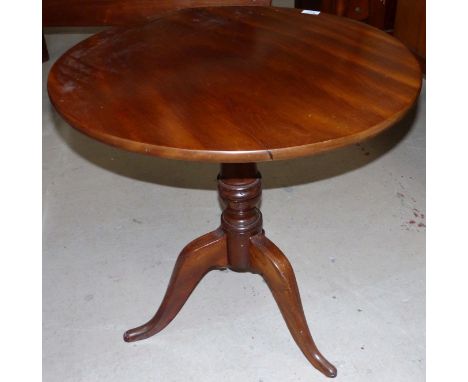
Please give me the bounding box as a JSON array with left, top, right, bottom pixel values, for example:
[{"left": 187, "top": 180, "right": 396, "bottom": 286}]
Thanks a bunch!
[
  {"left": 47, "top": 6, "right": 421, "bottom": 163},
  {"left": 311, "top": 0, "right": 397, "bottom": 30},
  {"left": 124, "top": 228, "right": 228, "bottom": 342},
  {"left": 43, "top": 0, "right": 271, "bottom": 26},
  {"left": 124, "top": 164, "right": 337, "bottom": 377},
  {"left": 394, "top": 0, "right": 425, "bottom": 71},
  {"left": 368, "top": 0, "right": 397, "bottom": 31},
  {"left": 322, "top": 0, "right": 368, "bottom": 20},
  {"left": 219, "top": 163, "right": 262, "bottom": 271},
  {"left": 47, "top": 6, "right": 422, "bottom": 377},
  {"left": 250, "top": 234, "right": 336, "bottom": 377}
]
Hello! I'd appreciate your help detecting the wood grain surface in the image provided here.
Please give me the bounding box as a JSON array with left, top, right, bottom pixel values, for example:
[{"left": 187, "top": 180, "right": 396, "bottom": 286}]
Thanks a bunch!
[{"left": 48, "top": 6, "right": 422, "bottom": 163}]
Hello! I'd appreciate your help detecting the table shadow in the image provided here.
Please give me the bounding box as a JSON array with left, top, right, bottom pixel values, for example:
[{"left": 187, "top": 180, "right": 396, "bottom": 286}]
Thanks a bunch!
[{"left": 49, "top": 103, "right": 418, "bottom": 190}]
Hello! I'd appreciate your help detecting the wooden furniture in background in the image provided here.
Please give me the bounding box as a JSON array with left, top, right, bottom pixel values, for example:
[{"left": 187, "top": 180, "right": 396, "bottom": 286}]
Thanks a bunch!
[
  {"left": 322, "top": 0, "right": 368, "bottom": 20},
  {"left": 42, "top": 0, "right": 271, "bottom": 61},
  {"left": 394, "top": 0, "right": 426, "bottom": 72},
  {"left": 294, "top": 0, "right": 322, "bottom": 13},
  {"left": 42, "top": 0, "right": 271, "bottom": 26},
  {"left": 42, "top": 34, "right": 49, "bottom": 62},
  {"left": 296, "top": 0, "right": 397, "bottom": 31},
  {"left": 47, "top": 6, "right": 421, "bottom": 378}
]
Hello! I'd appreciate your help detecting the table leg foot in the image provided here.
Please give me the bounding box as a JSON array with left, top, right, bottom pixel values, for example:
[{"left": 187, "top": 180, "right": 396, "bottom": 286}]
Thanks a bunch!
[
  {"left": 124, "top": 164, "right": 336, "bottom": 377},
  {"left": 123, "top": 228, "right": 227, "bottom": 342},
  {"left": 250, "top": 233, "right": 337, "bottom": 378}
]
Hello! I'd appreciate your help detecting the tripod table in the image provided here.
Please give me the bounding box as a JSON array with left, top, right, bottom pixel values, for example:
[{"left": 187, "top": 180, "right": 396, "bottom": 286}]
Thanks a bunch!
[{"left": 47, "top": 6, "right": 422, "bottom": 378}]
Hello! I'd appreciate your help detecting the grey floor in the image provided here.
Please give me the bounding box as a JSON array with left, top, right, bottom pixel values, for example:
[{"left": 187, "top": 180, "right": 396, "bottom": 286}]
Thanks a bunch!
[{"left": 43, "top": 29, "right": 425, "bottom": 382}]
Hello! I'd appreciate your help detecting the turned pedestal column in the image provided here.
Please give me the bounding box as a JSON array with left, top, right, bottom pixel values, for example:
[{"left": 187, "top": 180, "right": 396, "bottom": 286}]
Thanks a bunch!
[{"left": 123, "top": 163, "right": 337, "bottom": 378}]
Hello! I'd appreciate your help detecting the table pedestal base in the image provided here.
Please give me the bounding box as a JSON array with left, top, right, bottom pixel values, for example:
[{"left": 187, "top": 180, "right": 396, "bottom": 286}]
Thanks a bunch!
[{"left": 123, "top": 163, "right": 337, "bottom": 378}]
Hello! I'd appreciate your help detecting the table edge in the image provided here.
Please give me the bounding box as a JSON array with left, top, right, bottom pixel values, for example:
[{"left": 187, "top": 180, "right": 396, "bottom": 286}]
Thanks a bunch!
[
  {"left": 47, "top": 6, "right": 423, "bottom": 163},
  {"left": 49, "top": 80, "right": 421, "bottom": 163}
]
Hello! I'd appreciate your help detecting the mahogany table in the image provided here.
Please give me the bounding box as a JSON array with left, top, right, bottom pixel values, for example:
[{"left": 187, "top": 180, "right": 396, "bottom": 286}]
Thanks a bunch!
[{"left": 48, "top": 6, "right": 421, "bottom": 378}]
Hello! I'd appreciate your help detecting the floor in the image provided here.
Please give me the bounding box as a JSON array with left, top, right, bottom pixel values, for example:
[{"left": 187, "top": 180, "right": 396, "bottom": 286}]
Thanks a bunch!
[{"left": 43, "top": 26, "right": 426, "bottom": 382}]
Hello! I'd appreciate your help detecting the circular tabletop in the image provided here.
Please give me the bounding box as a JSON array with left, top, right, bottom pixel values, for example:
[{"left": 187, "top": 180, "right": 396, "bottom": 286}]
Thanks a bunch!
[{"left": 48, "top": 6, "right": 422, "bottom": 163}]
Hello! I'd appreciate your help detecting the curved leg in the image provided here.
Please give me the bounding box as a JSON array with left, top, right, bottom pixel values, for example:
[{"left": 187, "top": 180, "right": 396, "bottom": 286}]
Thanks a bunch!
[
  {"left": 124, "top": 228, "right": 228, "bottom": 342},
  {"left": 250, "top": 233, "right": 337, "bottom": 378}
]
